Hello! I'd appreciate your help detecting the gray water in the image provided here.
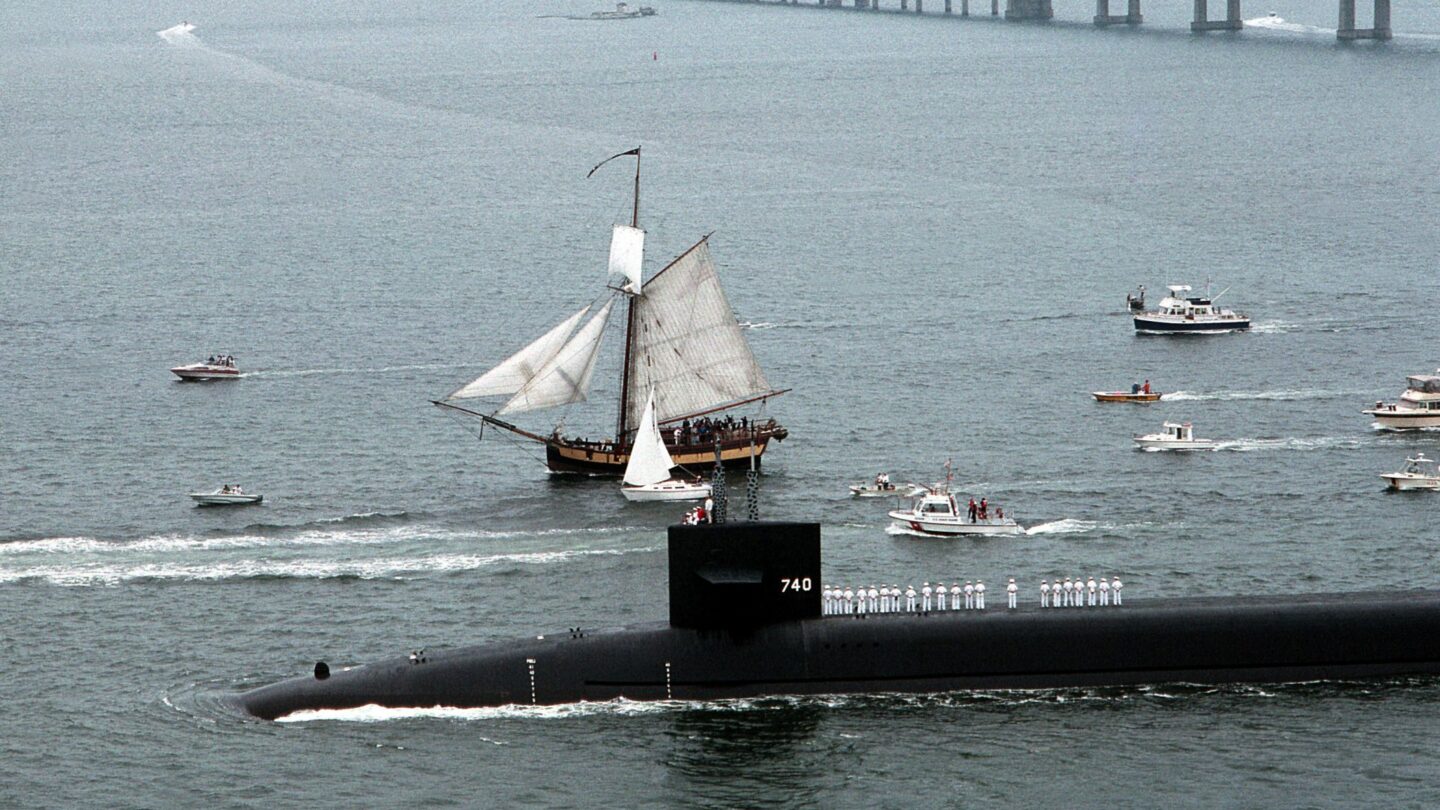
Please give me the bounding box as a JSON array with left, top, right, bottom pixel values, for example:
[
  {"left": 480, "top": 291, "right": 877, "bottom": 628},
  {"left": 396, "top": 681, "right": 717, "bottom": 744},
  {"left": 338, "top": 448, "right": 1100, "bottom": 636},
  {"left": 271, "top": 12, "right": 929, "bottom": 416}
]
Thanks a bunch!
[{"left": 5, "top": 0, "right": 1440, "bottom": 805}]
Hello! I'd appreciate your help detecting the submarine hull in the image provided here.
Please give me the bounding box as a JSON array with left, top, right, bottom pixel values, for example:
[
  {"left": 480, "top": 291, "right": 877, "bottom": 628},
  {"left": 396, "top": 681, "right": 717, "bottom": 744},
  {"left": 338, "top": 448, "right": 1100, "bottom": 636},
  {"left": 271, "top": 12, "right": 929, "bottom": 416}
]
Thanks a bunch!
[{"left": 237, "top": 590, "right": 1440, "bottom": 720}]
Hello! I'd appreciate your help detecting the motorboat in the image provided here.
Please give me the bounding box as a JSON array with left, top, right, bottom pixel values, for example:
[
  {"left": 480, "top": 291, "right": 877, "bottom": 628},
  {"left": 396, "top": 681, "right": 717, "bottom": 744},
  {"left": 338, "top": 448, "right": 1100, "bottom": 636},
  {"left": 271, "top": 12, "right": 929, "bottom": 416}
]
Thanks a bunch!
[
  {"left": 887, "top": 465, "right": 1022, "bottom": 536},
  {"left": 1093, "top": 384, "right": 1161, "bottom": 403},
  {"left": 1125, "top": 285, "right": 1146, "bottom": 312},
  {"left": 1133, "top": 421, "right": 1218, "bottom": 451},
  {"left": 591, "top": 3, "right": 657, "bottom": 18},
  {"left": 849, "top": 474, "right": 919, "bottom": 497},
  {"left": 1364, "top": 372, "right": 1440, "bottom": 430},
  {"left": 1133, "top": 284, "right": 1250, "bottom": 334},
  {"left": 190, "top": 485, "right": 263, "bottom": 506},
  {"left": 1380, "top": 455, "right": 1440, "bottom": 491},
  {"left": 622, "top": 391, "right": 712, "bottom": 502},
  {"left": 171, "top": 354, "right": 240, "bottom": 380}
]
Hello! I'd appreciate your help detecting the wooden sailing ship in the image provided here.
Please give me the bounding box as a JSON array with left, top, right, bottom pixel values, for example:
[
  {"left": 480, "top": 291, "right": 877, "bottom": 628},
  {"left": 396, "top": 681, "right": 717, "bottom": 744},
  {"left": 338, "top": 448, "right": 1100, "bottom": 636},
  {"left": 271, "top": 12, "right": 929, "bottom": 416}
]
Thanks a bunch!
[{"left": 433, "top": 148, "right": 788, "bottom": 475}]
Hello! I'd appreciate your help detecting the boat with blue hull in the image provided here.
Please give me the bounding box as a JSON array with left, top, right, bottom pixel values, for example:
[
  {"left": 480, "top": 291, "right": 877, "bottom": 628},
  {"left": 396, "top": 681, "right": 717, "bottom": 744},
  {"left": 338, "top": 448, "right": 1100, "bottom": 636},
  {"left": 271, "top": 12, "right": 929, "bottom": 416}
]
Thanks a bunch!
[
  {"left": 232, "top": 520, "right": 1440, "bottom": 719},
  {"left": 1133, "top": 284, "right": 1250, "bottom": 334}
]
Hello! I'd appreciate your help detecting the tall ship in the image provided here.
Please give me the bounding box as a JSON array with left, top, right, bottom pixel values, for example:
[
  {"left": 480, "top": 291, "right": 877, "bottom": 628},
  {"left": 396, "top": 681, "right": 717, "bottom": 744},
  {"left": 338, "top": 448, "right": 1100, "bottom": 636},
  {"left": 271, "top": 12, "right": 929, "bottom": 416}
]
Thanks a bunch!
[{"left": 434, "top": 148, "right": 788, "bottom": 475}]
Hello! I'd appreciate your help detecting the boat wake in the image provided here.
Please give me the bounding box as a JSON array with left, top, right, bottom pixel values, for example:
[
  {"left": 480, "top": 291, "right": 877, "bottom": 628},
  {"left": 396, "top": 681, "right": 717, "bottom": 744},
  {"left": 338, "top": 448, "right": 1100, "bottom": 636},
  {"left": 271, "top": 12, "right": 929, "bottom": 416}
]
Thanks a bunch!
[
  {"left": 1164, "top": 388, "right": 1367, "bottom": 402},
  {"left": 243, "top": 362, "right": 477, "bottom": 379},
  {"left": 155, "top": 22, "right": 197, "bottom": 42},
  {"left": 1215, "top": 436, "right": 1367, "bottom": 453},
  {"left": 1025, "top": 518, "right": 1098, "bottom": 535},
  {"left": 1243, "top": 15, "right": 1333, "bottom": 35}
]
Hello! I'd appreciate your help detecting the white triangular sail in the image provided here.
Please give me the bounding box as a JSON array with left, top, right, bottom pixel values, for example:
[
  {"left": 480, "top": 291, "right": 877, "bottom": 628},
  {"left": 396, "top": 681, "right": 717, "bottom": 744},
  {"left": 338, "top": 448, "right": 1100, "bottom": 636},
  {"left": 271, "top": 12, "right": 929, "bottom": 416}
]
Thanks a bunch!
[
  {"left": 608, "top": 224, "right": 645, "bottom": 293},
  {"left": 623, "top": 238, "right": 771, "bottom": 430},
  {"left": 498, "top": 299, "right": 615, "bottom": 415},
  {"left": 622, "top": 390, "right": 676, "bottom": 486},
  {"left": 447, "top": 306, "right": 591, "bottom": 400}
]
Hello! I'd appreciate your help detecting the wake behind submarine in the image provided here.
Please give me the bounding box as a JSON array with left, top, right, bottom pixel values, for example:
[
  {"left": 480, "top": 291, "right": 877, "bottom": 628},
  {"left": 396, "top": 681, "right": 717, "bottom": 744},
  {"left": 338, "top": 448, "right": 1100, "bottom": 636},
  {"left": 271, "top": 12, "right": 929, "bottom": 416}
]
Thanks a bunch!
[{"left": 236, "top": 516, "right": 1440, "bottom": 720}]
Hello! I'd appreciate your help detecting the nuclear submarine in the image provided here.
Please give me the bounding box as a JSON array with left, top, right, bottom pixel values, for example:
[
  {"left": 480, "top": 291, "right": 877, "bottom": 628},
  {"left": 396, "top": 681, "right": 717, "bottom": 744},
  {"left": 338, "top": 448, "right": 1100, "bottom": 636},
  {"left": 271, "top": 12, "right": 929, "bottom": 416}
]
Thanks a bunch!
[{"left": 235, "top": 520, "right": 1440, "bottom": 720}]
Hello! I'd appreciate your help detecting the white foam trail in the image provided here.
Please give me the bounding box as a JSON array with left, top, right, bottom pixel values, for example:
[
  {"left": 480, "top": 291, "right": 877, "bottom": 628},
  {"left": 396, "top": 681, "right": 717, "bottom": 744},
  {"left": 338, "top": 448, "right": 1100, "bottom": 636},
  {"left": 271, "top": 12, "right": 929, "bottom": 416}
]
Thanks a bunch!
[
  {"left": 1215, "top": 436, "right": 1366, "bottom": 453},
  {"left": 1163, "top": 389, "right": 1366, "bottom": 402},
  {"left": 1249, "top": 321, "right": 1296, "bottom": 334},
  {"left": 884, "top": 523, "right": 930, "bottom": 538},
  {"left": 244, "top": 363, "right": 477, "bottom": 379},
  {"left": 738, "top": 321, "right": 777, "bottom": 330},
  {"left": 1244, "top": 15, "right": 1333, "bottom": 35},
  {"left": 0, "top": 546, "right": 653, "bottom": 587},
  {"left": 1025, "top": 519, "right": 1097, "bottom": 536},
  {"left": 277, "top": 698, "right": 681, "bottom": 723}
]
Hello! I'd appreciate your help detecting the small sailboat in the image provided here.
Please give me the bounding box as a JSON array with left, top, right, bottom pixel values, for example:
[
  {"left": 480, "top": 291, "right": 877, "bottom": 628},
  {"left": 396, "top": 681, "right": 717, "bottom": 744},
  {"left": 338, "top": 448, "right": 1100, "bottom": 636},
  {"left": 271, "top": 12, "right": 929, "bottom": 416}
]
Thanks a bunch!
[
  {"left": 1133, "top": 421, "right": 1218, "bottom": 451},
  {"left": 622, "top": 391, "right": 712, "bottom": 502},
  {"left": 190, "top": 484, "right": 263, "bottom": 506},
  {"left": 1380, "top": 454, "right": 1440, "bottom": 491}
]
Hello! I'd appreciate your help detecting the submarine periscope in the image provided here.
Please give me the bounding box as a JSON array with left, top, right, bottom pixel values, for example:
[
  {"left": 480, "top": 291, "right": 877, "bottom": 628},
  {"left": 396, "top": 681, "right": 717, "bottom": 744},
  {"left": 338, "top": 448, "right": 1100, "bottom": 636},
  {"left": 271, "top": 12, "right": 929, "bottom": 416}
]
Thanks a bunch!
[{"left": 235, "top": 519, "right": 1440, "bottom": 720}]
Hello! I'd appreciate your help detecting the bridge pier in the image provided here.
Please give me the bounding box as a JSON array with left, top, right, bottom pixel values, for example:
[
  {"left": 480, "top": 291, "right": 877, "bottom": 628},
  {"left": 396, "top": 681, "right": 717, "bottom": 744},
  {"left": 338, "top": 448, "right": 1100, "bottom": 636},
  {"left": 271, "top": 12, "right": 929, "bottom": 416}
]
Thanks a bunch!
[
  {"left": 1005, "top": 0, "right": 1053, "bottom": 20},
  {"left": 1191, "top": 0, "right": 1242, "bottom": 31},
  {"left": 900, "top": 0, "right": 907, "bottom": 10},
  {"left": 1094, "top": 0, "right": 1142, "bottom": 25},
  {"left": 945, "top": 0, "right": 951, "bottom": 14},
  {"left": 915, "top": 0, "right": 922, "bottom": 12},
  {"left": 1338, "top": 0, "right": 1392, "bottom": 39},
  {"left": 962, "top": 0, "right": 969, "bottom": 14},
  {"left": 992, "top": 0, "right": 999, "bottom": 16}
]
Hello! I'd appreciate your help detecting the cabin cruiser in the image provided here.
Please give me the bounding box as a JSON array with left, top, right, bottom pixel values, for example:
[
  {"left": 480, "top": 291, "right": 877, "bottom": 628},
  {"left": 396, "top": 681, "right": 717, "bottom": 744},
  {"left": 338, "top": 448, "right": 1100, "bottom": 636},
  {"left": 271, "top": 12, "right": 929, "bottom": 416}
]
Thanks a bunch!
[
  {"left": 190, "top": 484, "right": 263, "bottom": 506},
  {"left": 1380, "top": 455, "right": 1440, "bottom": 491},
  {"left": 849, "top": 473, "right": 919, "bottom": 497},
  {"left": 1133, "top": 421, "right": 1218, "bottom": 451},
  {"left": 171, "top": 354, "right": 240, "bottom": 380},
  {"left": 592, "top": 3, "right": 657, "bottom": 18},
  {"left": 1093, "top": 381, "right": 1161, "bottom": 403},
  {"left": 1133, "top": 284, "right": 1250, "bottom": 334},
  {"left": 1364, "top": 372, "right": 1440, "bottom": 430},
  {"left": 887, "top": 468, "right": 1022, "bottom": 536}
]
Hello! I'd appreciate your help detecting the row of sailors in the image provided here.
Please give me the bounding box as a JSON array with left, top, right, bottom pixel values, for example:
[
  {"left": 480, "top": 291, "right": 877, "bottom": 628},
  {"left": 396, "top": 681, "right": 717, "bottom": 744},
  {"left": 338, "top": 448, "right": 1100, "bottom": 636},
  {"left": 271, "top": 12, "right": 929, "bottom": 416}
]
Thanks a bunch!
[
  {"left": 1040, "top": 577, "right": 1123, "bottom": 607},
  {"left": 822, "top": 576, "right": 1125, "bottom": 615},
  {"left": 822, "top": 579, "right": 1021, "bottom": 615}
]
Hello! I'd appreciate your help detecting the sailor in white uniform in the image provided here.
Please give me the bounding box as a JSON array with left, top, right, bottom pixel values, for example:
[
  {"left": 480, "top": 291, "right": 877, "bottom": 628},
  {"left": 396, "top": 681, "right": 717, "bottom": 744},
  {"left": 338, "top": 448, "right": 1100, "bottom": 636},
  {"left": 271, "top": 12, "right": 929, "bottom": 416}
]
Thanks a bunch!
[
  {"left": 1098, "top": 577, "right": 1110, "bottom": 606},
  {"left": 964, "top": 581, "right": 975, "bottom": 610},
  {"left": 843, "top": 587, "right": 855, "bottom": 615},
  {"left": 935, "top": 582, "right": 947, "bottom": 611},
  {"left": 1074, "top": 576, "right": 1085, "bottom": 607},
  {"left": 975, "top": 580, "right": 986, "bottom": 609},
  {"left": 905, "top": 585, "right": 917, "bottom": 612},
  {"left": 922, "top": 583, "right": 933, "bottom": 613},
  {"left": 1112, "top": 577, "right": 1123, "bottom": 605},
  {"left": 950, "top": 583, "right": 961, "bottom": 610},
  {"left": 1040, "top": 579, "right": 1050, "bottom": 608},
  {"left": 1007, "top": 578, "right": 1018, "bottom": 609},
  {"left": 1062, "top": 578, "right": 1073, "bottom": 607},
  {"left": 822, "top": 586, "right": 833, "bottom": 615},
  {"left": 1087, "top": 576, "right": 1098, "bottom": 607},
  {"left": 868, "top": 586, "right": 879, "bottom": 614}
]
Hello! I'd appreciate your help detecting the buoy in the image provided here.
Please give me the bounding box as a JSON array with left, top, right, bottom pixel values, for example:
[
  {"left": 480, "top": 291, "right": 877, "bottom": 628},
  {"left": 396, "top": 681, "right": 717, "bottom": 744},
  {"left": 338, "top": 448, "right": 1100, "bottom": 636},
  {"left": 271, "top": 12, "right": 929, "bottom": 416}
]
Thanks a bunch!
[{"left": 653, "top": 51, "right": 658, "bottom": 60}]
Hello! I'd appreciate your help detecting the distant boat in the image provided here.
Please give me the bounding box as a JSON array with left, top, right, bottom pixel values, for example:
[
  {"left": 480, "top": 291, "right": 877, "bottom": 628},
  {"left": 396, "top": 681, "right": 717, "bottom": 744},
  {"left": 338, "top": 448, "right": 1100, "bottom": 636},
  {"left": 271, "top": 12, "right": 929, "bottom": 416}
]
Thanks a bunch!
[
  {"left": 887, "top": 463, "right": 1023, "bottom": 536},
  {"left": 171, "top": 354, "right": 240, "bottom": 380},
  {"left": 1133, "top": 284, "right": 1250, "bottom": 334},
  {"left": 1381, "top": 455, "right": 1440, "bottom": 491},
  {"left": 622, "top": 391, "right": 711, "bottom": 502},
  {"left": 849, "top": 474, "right": 920, "bottom": 497},
  {"left": 433, "top": 147, "right": 788, "bottom": 475},
  {"left": 591, "top": 3, "right": 657, "bottom": 18},
  {"left": 190, "top": 485, "right": 263, "bottom": 506},
  {"left": 1363, "top": 371, "right": 1440, "bottom": 430},
  {"left": 1093, "top": 389, "right": 1161, "bottom": 403}
]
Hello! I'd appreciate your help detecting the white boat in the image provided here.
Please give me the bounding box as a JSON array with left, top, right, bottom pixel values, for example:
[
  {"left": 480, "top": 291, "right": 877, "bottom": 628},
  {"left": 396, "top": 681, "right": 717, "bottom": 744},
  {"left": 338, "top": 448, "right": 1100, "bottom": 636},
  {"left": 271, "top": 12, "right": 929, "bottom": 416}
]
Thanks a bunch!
[
  {"left": 1133, "top": 284, "right": 1250, "bottom": 334},
  {"left": 1381, "top": 455, "right": 1440, "bottom": 491},
  {"left": 1133, "top": 421, "right": 1218, "bottom": 451},
  {"left": 621, "top": 391, "right": 712, "bottom": 502},
  {"left": 887, "top": 466, "right": 1022, "bottom": 536},
  {"left": 190, "top": 485, "right": 263, "bottom": 506},
  {"left": 849, "top": 475, "right": 919, "bottom": 497},
  {"left": 171, "top": 354, "right": 240, "bottom": 380},
  {"left": 1364, "top": 372, "right": 1440, "bottom": 430}
]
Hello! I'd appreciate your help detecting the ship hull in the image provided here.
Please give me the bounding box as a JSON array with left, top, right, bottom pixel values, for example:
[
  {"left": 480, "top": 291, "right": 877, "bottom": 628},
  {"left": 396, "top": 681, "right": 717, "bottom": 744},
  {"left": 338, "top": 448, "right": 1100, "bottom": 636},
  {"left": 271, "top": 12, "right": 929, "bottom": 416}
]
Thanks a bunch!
[
  {"left": 546, "top": 433, "right": 781, "bottom": 475},
  {"left": 234, "top": 589, "right": 1440, "bottom": 720},
  {"left": 1133, "top": 316, "right": 1250, "bottom": 334}
]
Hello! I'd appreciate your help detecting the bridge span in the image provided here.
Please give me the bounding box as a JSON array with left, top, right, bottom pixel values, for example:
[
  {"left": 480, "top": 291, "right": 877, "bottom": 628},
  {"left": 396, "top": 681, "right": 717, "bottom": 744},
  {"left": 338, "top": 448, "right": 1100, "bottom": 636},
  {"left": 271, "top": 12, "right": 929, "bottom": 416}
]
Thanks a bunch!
[{"left": 730, "top": 0, "right": 1394, "bottom": 40}]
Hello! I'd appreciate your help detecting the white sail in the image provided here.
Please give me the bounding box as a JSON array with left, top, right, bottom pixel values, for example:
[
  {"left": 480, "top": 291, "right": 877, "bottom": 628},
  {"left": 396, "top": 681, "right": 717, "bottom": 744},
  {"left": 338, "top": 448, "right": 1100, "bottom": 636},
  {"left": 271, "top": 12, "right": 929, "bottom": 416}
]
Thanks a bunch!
[
  {"left": 622, "top": 390, "right": 676, "bottom": 486},
  {"left": 608, "top": 224, "right": 645, "bottom": 293},
  {"left": 446, "top": 306, "right": 590, "bottom": 400},
  {"left": 624, "top": 238, "right": 771, "bottom": 429},
  {"left": 498, "top": 298, "right": 615, "bottom": 415}
]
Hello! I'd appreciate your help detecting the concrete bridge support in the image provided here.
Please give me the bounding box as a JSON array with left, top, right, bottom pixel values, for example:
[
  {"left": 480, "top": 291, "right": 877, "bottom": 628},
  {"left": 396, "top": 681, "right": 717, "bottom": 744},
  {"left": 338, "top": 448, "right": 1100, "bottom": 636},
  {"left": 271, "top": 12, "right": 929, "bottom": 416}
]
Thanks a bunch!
[
  {"left": 961, "top": 0, "right": 969, "bottom": 14},
  {"left": 1338, "top": 0, "right": 1392, "bottom": 39},
  {"left": 1095, "top": 0, "right": 1142, "bottom": 25},
  {"left": 915, "top": 0, "right": 922, "bottom": 12},
  {"left": 1005, "top": 0, "right": 1053, "bottom": 20},
  {"left": 1191, "top": 0, "right": 1242, "bottom": 31},
  {"left": 945, "top": 0, "right": 951, "bottom": 14},
  {"left": 992, "top": 0, "right": 1000, "bottom": 16}
]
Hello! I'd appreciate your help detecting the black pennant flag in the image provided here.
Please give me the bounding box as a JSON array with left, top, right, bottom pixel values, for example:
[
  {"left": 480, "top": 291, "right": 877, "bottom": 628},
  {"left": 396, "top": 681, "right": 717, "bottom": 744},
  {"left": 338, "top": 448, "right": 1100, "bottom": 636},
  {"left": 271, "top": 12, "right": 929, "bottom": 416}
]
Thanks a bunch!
[{"left": 586, "top": 146, "right": 642, "bottom": 178}]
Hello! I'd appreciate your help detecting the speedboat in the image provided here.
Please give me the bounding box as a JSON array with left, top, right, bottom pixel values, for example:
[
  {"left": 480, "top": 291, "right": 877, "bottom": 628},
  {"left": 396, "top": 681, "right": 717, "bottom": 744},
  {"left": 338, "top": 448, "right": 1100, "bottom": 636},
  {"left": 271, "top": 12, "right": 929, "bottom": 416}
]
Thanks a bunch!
[
  {"left": 591, "top": 3, "right": 657, "bottom": 18},
  {"left": 1363, "top": 372, "right": 1440, "bottom": 430},
  {"left": 849, "top": 474, "right": 919, "bottom": 497},
  {"left": 1133, "top": 421, "right": 1218, "bottom": 451},
  {"left": 190, "top": 485, "right": 263, "bottom": 506},
  {"left": 1133, "top": 284, "right": 1250, "bottom": 334},
  {"left": 886, "top": 466, "right": 1022, "bottom": 536},
  {"left": 1380, "top": 455, "right": 1440, "bottom": 491},
  {"left": 622, "top": 391, "right": 712, "bottom": 502},
  {"left": 1093, "top": 385, "right": 1161, "bottom": 403},
  {"left": 171, "top": 354, "right": 240, "bottom": 380}
]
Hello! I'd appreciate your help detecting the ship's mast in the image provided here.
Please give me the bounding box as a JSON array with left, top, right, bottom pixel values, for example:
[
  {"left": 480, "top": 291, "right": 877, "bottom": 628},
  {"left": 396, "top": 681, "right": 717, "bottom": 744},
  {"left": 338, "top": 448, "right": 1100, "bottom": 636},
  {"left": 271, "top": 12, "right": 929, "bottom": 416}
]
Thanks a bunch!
[{"left": 612, "top": 146, "right": 642, "bottom": 445}]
